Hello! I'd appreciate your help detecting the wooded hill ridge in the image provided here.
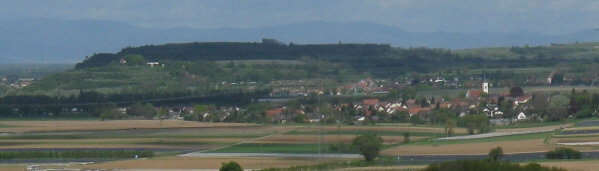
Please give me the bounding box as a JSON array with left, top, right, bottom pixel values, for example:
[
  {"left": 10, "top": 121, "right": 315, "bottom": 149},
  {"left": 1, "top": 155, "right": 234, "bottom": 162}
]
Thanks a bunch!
[
  {"left": 74, "top": 40, "right": 599, "bottom": 77},
  {"left": 75, "top": 40, "right": 393, "bottom": 69}
]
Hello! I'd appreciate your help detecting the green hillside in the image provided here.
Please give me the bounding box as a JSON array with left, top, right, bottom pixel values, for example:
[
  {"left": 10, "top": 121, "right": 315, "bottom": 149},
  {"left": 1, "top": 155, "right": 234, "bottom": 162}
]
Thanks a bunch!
[
  {"left": 17, "top": 59, "right": 355, "bottom": 96},
  {"left": 14, "top": 41, "right": 599, "bottom": 97},
  {"left": 456, "top": 42, "right": 599, "bottom": 60}
]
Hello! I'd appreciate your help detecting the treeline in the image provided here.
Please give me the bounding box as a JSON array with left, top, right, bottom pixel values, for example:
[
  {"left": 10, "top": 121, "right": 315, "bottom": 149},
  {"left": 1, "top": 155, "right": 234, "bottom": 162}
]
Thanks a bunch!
[
  {"left": 0, "top": 150, "right": 153, "bottom": 159},
  {"left": 75, "top": 41, "right": 392, "bottom": 69},
  {"left": 0, "top": 88, "right": 270, "bottom": 117},
  {"left": 523, "top": 89, "right": 599, "bottom": 122},
  {"left": 74, "top": 40, "right": 588, "bottom": 78}
]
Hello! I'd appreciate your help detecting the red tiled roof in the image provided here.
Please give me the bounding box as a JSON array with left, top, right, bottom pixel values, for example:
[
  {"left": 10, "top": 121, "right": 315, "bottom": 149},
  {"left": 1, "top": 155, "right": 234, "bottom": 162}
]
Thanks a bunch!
[
  {"left": 409, "top": 107, "right": 431, "bottom": 114},
  {"left": 266, "top": 108, "right": 283, "bottom": 117},
  {"left": 363, "top": 99, "right": 379, "bottom": 106},
  {"left": 440, "top": 102, "right": 451, "bottom": 108},
  {"left": 515, "top": 95, "right": 532, "bottom": 102},
  {"left": 406, "top": 99, "right": 417, "bottom": 105},
  {"left": 467, "top": 89, "right": 483, "bottom": 98}
]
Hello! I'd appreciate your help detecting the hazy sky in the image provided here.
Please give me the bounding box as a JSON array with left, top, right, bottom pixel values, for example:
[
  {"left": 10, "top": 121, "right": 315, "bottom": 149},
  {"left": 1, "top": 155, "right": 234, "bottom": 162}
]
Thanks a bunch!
[{"left": 3, "top": 0, "right": 599, "bottom": 34}]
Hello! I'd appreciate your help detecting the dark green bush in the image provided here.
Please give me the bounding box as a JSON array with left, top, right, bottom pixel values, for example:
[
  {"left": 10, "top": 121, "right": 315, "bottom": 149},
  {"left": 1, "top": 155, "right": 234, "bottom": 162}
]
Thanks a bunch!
[
  {"left": 220, "top": 161, "right": 243, "bottom": 171},
  {"left": 424, "top": 159, "right": 567, "bottom": 171},
  {"left": 546, "top": 147, "right": 581, "bottom": 159}
]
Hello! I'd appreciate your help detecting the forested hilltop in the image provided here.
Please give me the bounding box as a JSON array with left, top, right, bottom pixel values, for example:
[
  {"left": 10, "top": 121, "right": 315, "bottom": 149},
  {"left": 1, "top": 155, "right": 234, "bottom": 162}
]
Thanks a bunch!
[
  {"left": 75, "top": 39, "right": 393, "bottom": 69},
  {"left": 74, "top": 39, "right": 595, "bottom": 78}
]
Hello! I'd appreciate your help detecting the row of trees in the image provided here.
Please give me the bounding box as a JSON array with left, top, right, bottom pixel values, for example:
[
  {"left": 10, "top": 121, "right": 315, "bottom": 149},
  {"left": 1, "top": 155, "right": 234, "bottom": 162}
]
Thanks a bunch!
[
  {"left": 520, "top": 89, "right": 599, "bottom": 122},
  {"left": 0, "top": 88, "right": 270, "bottom": 117}
]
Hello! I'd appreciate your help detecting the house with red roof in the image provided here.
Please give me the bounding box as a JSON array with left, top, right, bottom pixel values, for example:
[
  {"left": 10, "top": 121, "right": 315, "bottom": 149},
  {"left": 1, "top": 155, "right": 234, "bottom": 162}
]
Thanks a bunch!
[
  {"left": 265, "top": 108, "right": 284, "bottom": 118},
  {"left": 466, "top": 89, "right": 484, "bottom": 98},
  {"left": 362, "top": 99, "right": 379, "bottom": 106}
]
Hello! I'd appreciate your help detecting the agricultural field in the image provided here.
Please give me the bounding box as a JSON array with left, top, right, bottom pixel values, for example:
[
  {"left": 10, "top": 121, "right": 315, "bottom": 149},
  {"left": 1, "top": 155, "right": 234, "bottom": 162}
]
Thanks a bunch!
[
  {"left": 2, "top": 120, "right": 599, "bottom": 170},
  {"left": 0, "top": 120, "right": 449, "bottom": 170}
]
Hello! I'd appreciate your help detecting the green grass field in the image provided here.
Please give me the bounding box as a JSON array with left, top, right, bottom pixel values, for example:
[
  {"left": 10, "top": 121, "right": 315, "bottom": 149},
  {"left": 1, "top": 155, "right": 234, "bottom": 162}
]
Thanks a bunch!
[{"left": 211, "top": 143, "right": 354, "bottom": 154}]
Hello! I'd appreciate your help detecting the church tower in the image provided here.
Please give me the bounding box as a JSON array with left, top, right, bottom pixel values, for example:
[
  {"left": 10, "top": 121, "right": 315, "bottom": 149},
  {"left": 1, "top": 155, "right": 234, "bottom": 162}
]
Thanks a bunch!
[
  {"left": 483, "top": 82, "right": 489, "bottom": 94},
  {"left": 482, "top": 73, "right": 489, "bottom": 94}
]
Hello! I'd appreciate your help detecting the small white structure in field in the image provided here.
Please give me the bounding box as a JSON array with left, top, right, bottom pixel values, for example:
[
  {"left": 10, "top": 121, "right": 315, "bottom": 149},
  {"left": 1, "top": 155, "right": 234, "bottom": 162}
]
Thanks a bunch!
[
  {"left": 146, "top": 62, "right": 159, "bottom": 67},
  {"left": 517, "top": 112, "right": 527, "bottom": 120}
]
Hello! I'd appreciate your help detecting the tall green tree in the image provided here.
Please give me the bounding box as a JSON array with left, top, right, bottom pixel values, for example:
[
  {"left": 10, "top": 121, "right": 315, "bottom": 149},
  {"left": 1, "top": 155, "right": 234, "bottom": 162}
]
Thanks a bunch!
[
  {"left": 488, "top": 147, "right": 504, "bottom": 161},
  {"left": 445, "top": 119, "right": 456, "bottom": 137},
  {"left": 124, "top": 54, "right": 146, "bottom": 66},
  {"left": 352, "top": 134, "right": 383, "bottom": 161},
  {"left": 129, "top": 103, "right": 156, "bottom": 119}
]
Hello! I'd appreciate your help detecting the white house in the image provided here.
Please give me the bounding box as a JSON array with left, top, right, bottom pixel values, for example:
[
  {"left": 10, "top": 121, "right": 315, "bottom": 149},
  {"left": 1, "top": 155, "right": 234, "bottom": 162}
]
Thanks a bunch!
[
  {"left": 517, "top": 112, "right": 527, "bottom": 120},
  {"left": 146, "top": 62, "right": 160, "bottom": 67}
]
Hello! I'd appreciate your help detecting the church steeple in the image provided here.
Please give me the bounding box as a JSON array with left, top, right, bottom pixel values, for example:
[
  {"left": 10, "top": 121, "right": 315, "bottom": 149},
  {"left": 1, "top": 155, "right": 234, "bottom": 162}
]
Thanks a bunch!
[{"left": 482, "top": 73, "right": 489, "bottom": 94}]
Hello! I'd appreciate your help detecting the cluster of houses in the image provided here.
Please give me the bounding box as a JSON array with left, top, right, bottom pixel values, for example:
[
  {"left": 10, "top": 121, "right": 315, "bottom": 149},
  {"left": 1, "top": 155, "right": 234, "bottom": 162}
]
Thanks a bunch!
[
  {"left": 8, "top": 78, "right": 34, "bottom": 89},
  {"left": 264, "top": 81, "right": 535, "bottom": 125},
  {"left": 119, "top": 58, "right": 164, "bottom": 68}
]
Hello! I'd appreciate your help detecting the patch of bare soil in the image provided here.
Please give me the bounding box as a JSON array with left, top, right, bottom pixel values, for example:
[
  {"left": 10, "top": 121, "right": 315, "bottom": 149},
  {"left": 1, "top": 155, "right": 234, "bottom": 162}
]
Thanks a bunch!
[
  {"left": 77, "top": 156, "right": 351, "bottom": 170},
  {"left": 540, "top": 160, "right": 599, "bottom": 171},
  {"left": 382, "top": 139, "right": 567, "bottom": 156}
]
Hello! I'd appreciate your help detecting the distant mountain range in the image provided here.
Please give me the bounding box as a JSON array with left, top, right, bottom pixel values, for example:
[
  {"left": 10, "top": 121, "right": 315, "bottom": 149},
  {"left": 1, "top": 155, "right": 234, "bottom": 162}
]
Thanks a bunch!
[{"left": 2, "top": 18, "right": 599, "bottom": 63}]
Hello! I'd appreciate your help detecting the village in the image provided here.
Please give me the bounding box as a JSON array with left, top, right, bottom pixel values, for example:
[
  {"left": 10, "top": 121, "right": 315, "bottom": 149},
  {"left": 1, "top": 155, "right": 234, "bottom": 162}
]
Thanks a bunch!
[
  {"left": 262, "top": 80, "right": 536, "bottom": 126},
  {"left": 57, "top": 73, "right": 550, "bottom": 129},
  {"left": 8, "top": 70, "right": 580, "bottom": 129}
]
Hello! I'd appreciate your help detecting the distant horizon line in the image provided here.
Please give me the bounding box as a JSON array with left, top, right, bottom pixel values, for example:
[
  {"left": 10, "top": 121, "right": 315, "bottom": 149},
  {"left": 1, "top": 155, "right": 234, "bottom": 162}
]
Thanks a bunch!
[{"left": 3, "top": 17, "right": 595, "bottom": 36}]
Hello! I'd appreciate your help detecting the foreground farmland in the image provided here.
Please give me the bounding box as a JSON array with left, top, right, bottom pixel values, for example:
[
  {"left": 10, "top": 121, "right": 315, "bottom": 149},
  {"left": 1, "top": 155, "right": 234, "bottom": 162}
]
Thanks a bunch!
[{"left": 1, "top": 120, "right": 599, "bottom": 170}]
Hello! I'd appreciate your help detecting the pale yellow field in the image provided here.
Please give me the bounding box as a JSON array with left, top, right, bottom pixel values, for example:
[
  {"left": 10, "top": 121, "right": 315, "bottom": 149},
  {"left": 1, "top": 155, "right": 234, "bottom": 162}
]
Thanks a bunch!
[
  {"left": 0, "top": 120, "right": 255, "bottom": 133},
  {"left": 76, "top": 156, "right": 351, "bottom": 170},
  {"left": 334, "top": 165, "right": 426, "bottom": 171},
  {"left": 0, "top": 165, "right": 25, "bottom": 171},
  {"left": 381, "top": 138, "right": 583, "bottom": 156},
  {"left": 540, "top": 160, "right": 599, "bottom": 171}
]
